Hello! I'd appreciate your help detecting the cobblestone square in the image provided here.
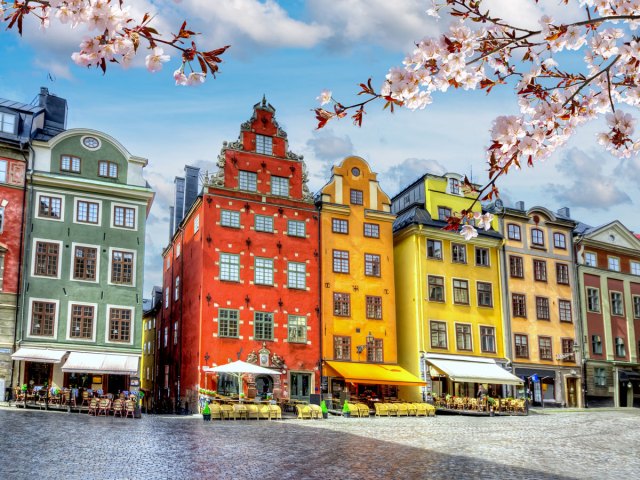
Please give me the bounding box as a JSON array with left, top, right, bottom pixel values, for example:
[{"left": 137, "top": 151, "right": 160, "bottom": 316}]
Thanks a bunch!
[{"left": 0, "top": 408, "right": 637, "bottom": 480}]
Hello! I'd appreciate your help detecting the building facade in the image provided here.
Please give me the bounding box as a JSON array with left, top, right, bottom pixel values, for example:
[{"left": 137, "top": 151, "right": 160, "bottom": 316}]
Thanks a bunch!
[
  {"left": 574, "top": 221, "right": 640, "bottom": 407},
  {"left": 392, "top": 172, "right": 520, "bottom": 402},
  {"left": 12, "top": 126, "right": 154, "bottom": 396},
  {"left": 159, "top": 99, "right": 320, "bottom": 412},
  {"left": 141, "top": 286, "right": 161, "bottom": 411},
  {"left": 498, "top": 203, "right": 581, "bottom": 407}
]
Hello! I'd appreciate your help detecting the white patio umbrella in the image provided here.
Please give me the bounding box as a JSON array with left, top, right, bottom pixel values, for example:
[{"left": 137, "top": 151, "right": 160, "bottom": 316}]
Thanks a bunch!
[{"left": 207, "top": 360, "right": 279, "bottom": 399}]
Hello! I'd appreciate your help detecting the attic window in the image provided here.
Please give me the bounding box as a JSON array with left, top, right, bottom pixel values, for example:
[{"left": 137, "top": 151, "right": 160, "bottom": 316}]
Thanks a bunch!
[
  {"left": 256, "top": 135, "right": 272, "bottom": 155},
  {"left": 449, "top": 178, "right": 460, "bottom": 195},
  {"left": 0, "top": 112, "right": 16, "bottom": 134}
]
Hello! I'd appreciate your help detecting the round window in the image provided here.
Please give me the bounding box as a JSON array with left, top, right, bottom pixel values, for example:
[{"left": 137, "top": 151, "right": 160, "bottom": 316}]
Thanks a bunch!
[
  {"left": 351, "top": 167, "right": 360, "bottom": 177},
  {"left": 82, "top": 136, "right": 100, "bottom": 149}
]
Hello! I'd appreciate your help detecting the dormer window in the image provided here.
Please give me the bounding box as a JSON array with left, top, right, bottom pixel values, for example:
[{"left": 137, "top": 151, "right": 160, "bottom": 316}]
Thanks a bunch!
[
  {"left": 98, "top": 161, "right": 118, "bottom": 179},
  {"left": 256, "top": 134, "right": 272, "bottom": 155},
  {"left": 0, "top": 112, "right": 16, "bottom": 134},
  {"left": 61, "top": 155, "right": 81, "bottom": 173},
  {"left": 449, "top": 178, "right": 460, "bottom": 195}
]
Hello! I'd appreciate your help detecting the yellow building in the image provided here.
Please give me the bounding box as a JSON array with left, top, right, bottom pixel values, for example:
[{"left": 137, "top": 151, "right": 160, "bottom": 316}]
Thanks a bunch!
[
  {"left": 318, "top": 156, "right": 424, "bottom": 405},
  {"left": 498, "top": 203, "right": 581, "bottom": 407},
  {"left": 140, "top": 286, "right": 161, "bottom": 411},
  {"left": 393, "top": 172, "right": 521, "bottom": 402}
]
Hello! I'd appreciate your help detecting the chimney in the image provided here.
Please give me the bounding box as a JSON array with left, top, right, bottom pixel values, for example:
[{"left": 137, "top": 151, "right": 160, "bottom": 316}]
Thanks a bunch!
[
  {"left": 169, "top": 206, "right": 175, "bottom": 240},
  {"left": 38, "top": 87, "right": 67, "bottom": 135},
  {"left": 557, "top": 207, "right": 571, "bottom": 218},
  {"left": 183, "top": 165, "right": 200, "bottom": 215},
  {"left": 173, "top": 177, "right": 185, "bottom": 232},
  {"left": 515, "top": 201, "right": 525, "bottom": 211}
]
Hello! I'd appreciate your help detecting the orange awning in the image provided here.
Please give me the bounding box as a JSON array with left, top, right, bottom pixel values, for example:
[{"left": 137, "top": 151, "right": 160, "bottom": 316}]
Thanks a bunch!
[{"left": 325, "top": 361, "right": 426, "bottom": 386}]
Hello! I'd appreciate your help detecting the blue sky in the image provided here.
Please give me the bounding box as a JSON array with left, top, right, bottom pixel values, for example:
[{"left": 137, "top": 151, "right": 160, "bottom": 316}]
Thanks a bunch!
[{"left": 1, "top": 0, "right": 638, "bottom": 293}]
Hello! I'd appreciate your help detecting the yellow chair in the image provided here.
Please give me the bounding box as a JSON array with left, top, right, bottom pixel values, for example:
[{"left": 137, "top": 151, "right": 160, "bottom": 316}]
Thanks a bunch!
[
  {"left": 296, "top": 404, "right": 312, "bottom": 419},
  {"left": 309, "top": 404, "right": 323, "bottom": 419},
  {"left": 386, "top": 403, "right": 399, "bottom": 416},
  {"left": 406, "top": 403, "right": 417, "bottom": 416},
  {"left": 396, "top": 403, "right": 409, "bottom": 416},
  {"left": 210, "top": 403, "right": 222, "bottom": 420},
  {"left": 257, "top": 404, "right": 271, "bottom": 420},
  {"left": 347, "top": 402, "right": 360, "bottom": 417},
  {"left": 356, "top": 403, "right": 370, "bottom": 417},
  {"left": 425, "top": 403, "right": 436, "bottom": 417},
  {"left": 246, "top": 404, "right": 259, "bottom": 420},
  {"left": 374, "top": 403, "right": 389, "bottom": 417},
  {"left": 232, "top": 404, "right": 248, "bottom": 420},
  {"left": 413, "top": 403, "right": 427, "bottom": 417},
  {"left": 220, "top": 404, "right": 234, "bottom": 420},
  {"left": 269, "top": 404, "right": 282, "bottom": 420}
]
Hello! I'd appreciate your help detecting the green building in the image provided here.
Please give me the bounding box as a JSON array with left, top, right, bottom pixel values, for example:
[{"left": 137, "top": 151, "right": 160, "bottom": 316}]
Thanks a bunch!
[{"left": 12, "top": 128, "right": 154, "bottom": 396}]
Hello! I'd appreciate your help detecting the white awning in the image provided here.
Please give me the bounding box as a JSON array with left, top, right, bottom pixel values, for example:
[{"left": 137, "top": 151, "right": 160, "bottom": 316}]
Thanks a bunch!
[
  {"left": 426, "top": 354, "right": 523, "bottom": 385},
  {"left": 62, "top": 352, "right": 139, "bottom": 375},
  {"left": 11, "top": 348, "right": 67, "bottom": 363}
]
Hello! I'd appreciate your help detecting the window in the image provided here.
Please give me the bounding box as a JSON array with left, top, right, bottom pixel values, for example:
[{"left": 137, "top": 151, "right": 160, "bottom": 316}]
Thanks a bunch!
[
  {"left": 608, "top": 256, "right": 620, "bottom": 272},
  {"left": 538, "top": 337, "right": 552, "bottom": 360},
  {"left": 553, "top": 232, "right": 566, "bottom": 249},
  {"left": 287, "top": 220, "right": 305, "bottom": 237},
  {"left": 34, "top": 241, "right": 59, "bottom": 277},
  {"left": 332, "top": 218, "right": 348, "bottom": 234},
  {"left": 332, "top": 250, "right": 349, "bottom": 274},
  {"left": 174, "top": 322, "right": 179, "bottom": 346},
  {"left": 164, "top": 287, "right": 169, "bottom": 309},
  {"left": 38, "top": 195, "right": 62, "bottom": 219},
  {"left": 218, "top": 309, "right": 239, "bottom": 338},
  {"left": 427, "top": 239, "right": 442, "bottom": 260},
  {"left": 456, "top": 324, "right": 472, "bottom": 351},
  {"left": 561, "top": 338, "right": 575, "bottom": 361},
  {"left": 364, "top": 253, "right": 381, "bottom": 277},
  {"left": 532, "top": 259, "right": 546, "bottom": 282},
  {"left": 438, "top": 206, "right": 452, "bottom": 220},
  {"left": 333, "top": 292, "right": 350, "bottom": 317},
  {"left": 113, "top": 205, "right": 135, "bottom": 229},
  {"left": 70, "top": 304, "right": 94, "bottom": 339},
  {"left": 610, "top": 292, "right": 624, "bottom": 316},
  {"left": 287, "top": 315, "right": 307, "bottom": 343},
  {"left": 594, "top": 367, "right": 607, "bottom": 387},
  {"left": 556, "top": 263, "right": 570, "bottom": 285},
  {"left": 531, "top": 228, "right": 545, "bottom": 247},
  {"left": 73, "top": 246, "right": 97, "bottom": 281},
  {"left": 449, "top": 178, "right": 460, "bottom": 194},
  {"left": 536, "top": 297, "right": 550, "bottom": 320},
  {"left": 220, "top": 253, "right": 240, "bottom": 282},
  {"left": 176, "top": 244, "right": 181, "bottom": 257},
  {"left": 365, "top": 296, "right": 382, "bottom": 319},
  {"left": 0, "top": 112, "right": 16, "bottom": 134},
  {"left": 584, "top": 252, "right": 597, "bottom": 267},
  {"left": 586, "top": 287, "right": 600, "bottom": 312},
  {"left": 480, "top": 326, "right": 496, "bottom": 353},
  {"left": 109, "top": 308, "right": 131, "bottom": 342},
  {"left": 507, "top": 223, "right": 521, "bottom": 240},
  {"left": 451, "top": 244, "right": 467, "bottom": 263},
  {"left": 477, "top": 282, "right": 493, "bottom": 307},
  {"left": 30, "top": 301, "right": 55, "bottom": 336},
  {"left": 98, "top": 161, "right": 118, "bottom": 178},
  {"left": 591, "top": 335, "right": 603, "bottom": 355},
  {"left": 239, "top": 170, "right": 257, "bottom": 192},
  {"left": 367, "top": 338, "right": 384, "bottom": 363},
  {"left": 475, "top": 247, "right": 489, "bottom": 266},
  {"left": 287, "top": 262, "right": 306, "bottom": 289},
  {"left": 430, "top": 321, "right": 447, "bottom": 349},
  {"left": 631, "top": 261, "right": 640, "bottom": 276},
  {"left": 164, "top": 327, "right": 168, "bottom": 347},
  {"left": 453, "top": 279, "right": 469, "bottom": 305},
  {"left": 256, "top": 134, "right": 272, "bottom": 155},
  {"left": 512, "top": 294, "right": 527, "bottom": 317},
  {"left": 174, "top": 276, "right": 180, "bottom": 301},
  {"left": 271, "top": 176, "right": 289, "bottom": 196},
  {"left": 615, "top": 337, "right": 626, "bottom": 357},
  {"left": 634, "top": 296, "right": 640, "bottom": 319},
  {"left": 559, "top": 300, "right": 572, "bottom": 322},
  {"left": 0, "top": 163, "right": 5, "bottom": 186},
  {"left": 110, "top": 250, "right": 133, "bottom": 285},
  {"left": 0, "top": 254, "right": 4, "bottom": 290},
  {"left": 254, "top": 258, "right": 274, "bottom": 285},
  {"left": 428, "top": 275, "right": 445, "bottom": 302},
  {"left": 60, "top": 155, "right": 81, "bottom": 173},
  {"left": 76, "top": 200, "right": 99, "bottom": 224},
  {"left": 221, "top": 210, "right": 240, "bottom": 228},
  {"left": 194, "top": 214, "right": 200, "bottom": 233},
  {"left": 255, "top": 215, "right": 274, "bottom": 233},
  {"left": 254, "top": 312, "right": 274, "bottom": 341},
  {"left": 350, "top": 189, "right": 363, "bottom": 205},
  {"left": 515, "top": 334, "right": 529, "bottom": 358},
  {"left": 364, "top": 223, "right": 380, "bottom": 238},
  {"left": 507, "top": 256, "right": 525, "bottom": 280},
  {"left": 334, "top": 336, "right": 351, "bottom": 360}
]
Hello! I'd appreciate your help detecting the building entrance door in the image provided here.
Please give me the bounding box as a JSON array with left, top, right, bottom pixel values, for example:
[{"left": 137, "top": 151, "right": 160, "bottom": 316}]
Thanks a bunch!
[
  {"left": 290, "top": 372, "right": 311, "bottom": 402},
  {"left": 566, "top": 378, "right": 577, "bottom": 408}
]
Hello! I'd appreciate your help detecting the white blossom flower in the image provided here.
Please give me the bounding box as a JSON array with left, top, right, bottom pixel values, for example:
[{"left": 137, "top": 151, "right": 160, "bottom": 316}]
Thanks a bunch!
[
  {"left": 145, "top": 47, "right": 170, "bottom": 73},
  {"left": 317, "top": 90, "right": 332, "bottom": 106},
  {"left": 460, "top": 224, "right": 478, "bottom": 241}
]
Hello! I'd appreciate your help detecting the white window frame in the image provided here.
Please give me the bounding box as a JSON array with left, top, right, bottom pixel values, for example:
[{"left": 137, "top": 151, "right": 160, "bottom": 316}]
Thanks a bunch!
[
  {"left": 107, "top": 246, "right": 137, "bottom": 288},
  {"left": 585, "top": 252, "right": 597, "bottom": 267},
  {"left": 256, "top": 134, "right": 273, "bottom": 155},
  {"left": 194, "top": 214, "right": 200, "bottom": 234},
  {"left": 631, "top": 261, "right": 640, "bottom": 276},
  {"left": 608, "top": 256, "right": 621, "bottom": 272},
  {"left": 26, "top": 297, "right": 60, "bottom": 340},
  {"left": 34, "top": 191, "right": 65, "bottom": 222},
  {"left": 110, "top": 202, "right": 138, "bottom": 231},
  {"left": 174, "top": 276, "right": 180, "bottom": 301},
  {"left": 220, "top": 253, "right": 240, "bottom": 282},
  {"left": 31, "top": 238, "right": 63, "bottom": 280},
  {"left": 73, "top": 197, "right": 102, "bottom": 226},
  {"left": 69, "top": 242, "right": 101, "bottom": 284},
  {"left": 165, "top": 287, "right": 169, "bottom": 309},
  {"left": 104, "top": 304, "right": 135, "bottom": 345},
  {"left": 65, "top": 301, "right": 98, "bottom": 342},
  {"left": 255, "top": 257, "right": 274, "bottom": 285},
  {"left": 0, "top": 112, "right": 17, "bottom": 134},
  {"left": 0, "top": 159, "right": 7, "bottom": 183},
  {"left": 287, "top": 262, "right": 306, "bottom": 290},
  {"left": 287, "top": 315, "right": 307, "bottom": 343}
]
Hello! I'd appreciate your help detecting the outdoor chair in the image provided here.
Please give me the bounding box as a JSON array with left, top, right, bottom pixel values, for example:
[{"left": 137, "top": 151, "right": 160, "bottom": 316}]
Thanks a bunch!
[
  {"left": 414, "top": 403, "right": 427, "bottom": 417},
  {"left": 269, "top": 404, "right": 282, "bottom": 420},
  {"left": 233, "top": 404, "right": 248, "bottom": 420},
  {"left": 425, "top": 403, "right": 436, "bottom": 417},
  {"left": 356, "top": 403, "right": 370, "bottom": 417},
  {"left": 81, "top": 391, "right": 90, "bottom": 407},
  {"left": 246, "top": 404, "right": 259, "bottom": 420},
  {"left": 210, "top": 404, "right": 222, "bottom": 420},
  {"left": 87, "top": 398, "right": 99, "bottom": 415},
  {"left": 257, "top": 404, "right": 271, "bottom": 420},
  {"left": 97, "top": 398, "right": 111, "bottom": 416},
  {"left": 386, "top": 403, "right": 399, "bottom": 416},
  {"left": 220, "top": 404, "right": 234, "bottom": 420},
  {"left": 406, "top": 403, "right": 417, "bottom": 416},
  {"left": 112, "top": 399, "right": 124, "bottom": 417},
  {"left": 309, "top": 404, "right": 323, "bottom": 419},
  {"left": 396, "top": 403, "right": 409, "bottom": 416},
  {"left": 374, "top": 403, "right": 389, "bottom": 417},
  {"left": 124, "top": 400, "right": 135, "bottom": 418},
  {"left": 296, "top": 404, "right": 313, "bottom": 420}
]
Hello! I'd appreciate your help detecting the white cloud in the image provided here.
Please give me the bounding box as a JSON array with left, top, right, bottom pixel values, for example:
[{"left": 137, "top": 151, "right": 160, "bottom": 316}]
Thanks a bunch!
[{"left": 382, "top": 157, "right": 447, "bottom": 196}]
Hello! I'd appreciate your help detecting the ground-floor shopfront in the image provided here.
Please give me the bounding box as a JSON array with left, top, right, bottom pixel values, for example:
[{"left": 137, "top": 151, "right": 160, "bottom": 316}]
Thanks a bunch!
[
  {"left": 513, "top": 364, "right": 583, "bottom": 408},
  {"left": 584, "top": 361, "right": 640, "bottom": 408}
]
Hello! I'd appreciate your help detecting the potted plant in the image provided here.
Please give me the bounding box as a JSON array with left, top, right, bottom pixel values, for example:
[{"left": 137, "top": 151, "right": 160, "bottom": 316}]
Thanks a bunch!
[
  {"left": 342, "top": 400, "right": 350, "bottom": 418},
  {"left": 21, "top": 384, "right": 27, "bottom": 392},
  {"left": 487, "top": 397, "right": 496, "bottom": 416},
  {"left": 202, "top": 402, "right": 211, "bottom": 421},
  {"left": 320, "top": 400, "right": 328, "bottom": 419}
]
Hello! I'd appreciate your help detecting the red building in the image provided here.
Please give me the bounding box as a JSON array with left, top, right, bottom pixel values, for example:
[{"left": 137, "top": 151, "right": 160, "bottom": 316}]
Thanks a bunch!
[{"left": 159, "top": 98, "right": 320, "bottom": 412}]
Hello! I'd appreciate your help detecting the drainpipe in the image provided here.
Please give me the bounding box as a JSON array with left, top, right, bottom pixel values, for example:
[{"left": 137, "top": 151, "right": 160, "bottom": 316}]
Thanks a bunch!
[{"left": 498, "top": 216, "right": 513, "bottom": 398}]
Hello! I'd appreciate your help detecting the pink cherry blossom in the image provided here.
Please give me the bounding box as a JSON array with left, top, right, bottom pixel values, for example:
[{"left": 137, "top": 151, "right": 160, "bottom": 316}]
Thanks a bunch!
[{"left": 145, "top": 48, "right": 170, "bottom": 73}]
